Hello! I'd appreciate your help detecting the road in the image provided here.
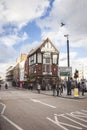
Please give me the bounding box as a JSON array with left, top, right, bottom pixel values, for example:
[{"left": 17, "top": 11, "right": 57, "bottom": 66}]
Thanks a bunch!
[{"left": 0, "top": 86, "right": 87, "bottom": 130}]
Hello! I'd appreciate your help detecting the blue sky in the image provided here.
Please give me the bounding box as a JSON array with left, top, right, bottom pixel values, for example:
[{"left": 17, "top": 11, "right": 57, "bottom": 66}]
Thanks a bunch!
[{"left": 0, "top": 0, "right": 87, "bottom": 78}]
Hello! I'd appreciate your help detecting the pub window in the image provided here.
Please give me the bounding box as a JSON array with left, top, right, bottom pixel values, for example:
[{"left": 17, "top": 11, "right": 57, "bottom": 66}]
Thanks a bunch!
[
  {"left": 46, "top": 58, "right": 50, "bottom": 63},
  {"left": 29, "top": 55, "right": 35, "bottom": 65},
  {"left": 29, "top": 57, "right": 30, "bottom": 65},
  {"left": 37, "top": 53, "right": 42, "bottom": 63},
  {"left": 43, "top": 53, "right": 51, "bottom": 64},
  {"left": 53, "top": 55, "right": 57, "bottom": 64},
  {"left": 34, "top": 54, "right": 36, "bottom": 63}
]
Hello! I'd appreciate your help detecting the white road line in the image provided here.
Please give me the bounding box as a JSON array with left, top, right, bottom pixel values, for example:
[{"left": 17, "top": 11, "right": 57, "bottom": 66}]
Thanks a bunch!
[
  {"left": 47, "top": 117, "right": 68, "bottom": 130},
  {"left": 47, "top": 116, "right": 82, "bottom": 130},
  {"left": 47, "top": 110, "right": 87, "bottom": 130},
  {"left": 82, "top": 110, "right": 87, "bottom": 113},
  {"left": 2, "top": 115, "right": 24, "bottom": 130},
  {"left": 0, "top": 103, "right": 24, "bottom": 130},
  {"left": 0, "top": 103, "right": 6, "bottom": 115},
  {"left": 66, "top": 113, "right": 87, "bottom": 122},
  {"left": 31, "top": 98, "right": 56, "bottom": 108},
  {"left": 61, "top": 114, "right": 87, "bottom": 128}
]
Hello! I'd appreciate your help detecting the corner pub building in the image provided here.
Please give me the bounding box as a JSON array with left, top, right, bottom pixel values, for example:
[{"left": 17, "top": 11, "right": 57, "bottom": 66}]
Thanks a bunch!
[{"left": 24, "top": 38, "right": 59, "bottom": 90}]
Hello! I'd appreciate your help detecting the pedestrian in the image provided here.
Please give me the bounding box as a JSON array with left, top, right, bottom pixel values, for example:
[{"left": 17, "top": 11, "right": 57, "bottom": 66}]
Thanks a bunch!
[
  {"left": 37, "top": 83, "right": 41, "bottom": 94},
  {"left": 77, "top": 82, "right": 80, "bottom": 95},
  {"left": 59, "top": 83, "right": 62, "bottom": 96},
  {"left": 5, "top": 83, "right": 8, "bottom": 89},
  {"left": 56, "top": 82, "right": 59, "bottom": 96},
  {"left": 30, "top": 83, "right": 33, "bottom": 90},
  {"left": 67, "top": 80, "right": 72, "bottom": 95},
  {"left": 52, "top": 82, "right": 56, "bottom": 96},
  {"left": 81, "top": 82, "right": 85, "bottom": 96}
]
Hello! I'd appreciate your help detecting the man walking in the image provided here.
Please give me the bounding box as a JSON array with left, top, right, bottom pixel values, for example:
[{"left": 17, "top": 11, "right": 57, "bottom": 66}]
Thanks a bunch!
[{"left": 52, "top": 82, "right": 56, "bottom": 96}]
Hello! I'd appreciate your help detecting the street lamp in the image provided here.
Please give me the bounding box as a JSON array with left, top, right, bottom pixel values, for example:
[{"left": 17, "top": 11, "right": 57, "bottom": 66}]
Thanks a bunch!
[
  {"left": 64, "top": 34, "right": 70, "bottom": 67},
  {"left": 64, "top": 34, "right": 71, "bottom": 95}
]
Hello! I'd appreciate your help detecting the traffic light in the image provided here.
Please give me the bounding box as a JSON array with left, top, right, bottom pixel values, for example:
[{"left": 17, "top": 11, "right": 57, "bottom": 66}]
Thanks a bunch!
[{"left": 74, "top": 69, "right": 79, "bottom": 79}]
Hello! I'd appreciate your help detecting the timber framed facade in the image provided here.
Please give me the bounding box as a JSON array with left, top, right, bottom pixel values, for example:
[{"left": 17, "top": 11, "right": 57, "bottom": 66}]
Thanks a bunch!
[{"left": 25, "top": 38, "right": 59, "bottom": 89}]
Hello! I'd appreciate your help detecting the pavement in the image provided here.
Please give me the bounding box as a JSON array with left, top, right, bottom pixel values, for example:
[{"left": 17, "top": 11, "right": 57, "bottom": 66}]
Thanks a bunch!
[
  {"left": 0, "top": 84, "right": 87, "bottom": 99},
  {"left": 33, "top": 89, "right": 87, "bottom": 99}
]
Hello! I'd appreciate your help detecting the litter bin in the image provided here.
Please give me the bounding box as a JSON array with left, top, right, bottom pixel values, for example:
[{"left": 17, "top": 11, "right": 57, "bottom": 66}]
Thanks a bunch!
[{"left": 74, "top": 88, "right": 79, "bottom": 97}]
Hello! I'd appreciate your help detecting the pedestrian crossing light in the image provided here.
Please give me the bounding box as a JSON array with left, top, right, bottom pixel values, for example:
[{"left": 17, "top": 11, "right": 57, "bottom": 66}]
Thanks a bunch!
[{"left": 74, "top": 69, "right": 79, "bottom": 79}]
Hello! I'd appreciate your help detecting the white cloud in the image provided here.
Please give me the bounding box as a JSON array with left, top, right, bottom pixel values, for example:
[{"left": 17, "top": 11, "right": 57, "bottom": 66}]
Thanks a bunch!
[
  {"left": 0, "top": 0, "right": 50, "bottom": 77},
  {"left": 36, "top": 0, "right": 87, "bottom": 48},
  {"left": 0, "top": 32, "right": 28, "bottom": 46},
  {"left": 20, "top": 41, "right": 40, "bottom": 54},
  {"left": 0, "top": 45, "right": 18, "bottom": 62},
  {"left": 36, "top": 0, "right": 87, "bottom": 78},
  {"left": 0, "top": 0, "right": 49, "bottom": 29},
  {"left": 59, "top": 51, "right": 77, "bottom": 66},
  {"left": 0, "top": 0, "right": 50, "bottom": 46},
  {"left": 0, "top": 0, "right": 50, "bottom": 45},
  {"left": 0, "top": 0, "right": 87, "bottom": 79},
  {"left": 59, "top": 51, "right": 87, "bottom": 76}
]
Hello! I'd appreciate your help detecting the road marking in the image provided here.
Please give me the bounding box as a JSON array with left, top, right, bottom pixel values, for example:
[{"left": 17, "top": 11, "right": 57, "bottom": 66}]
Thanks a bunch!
[
  {"left": 0, "top": 103, "right": 24, "bottom": 130},
  {"left": 47, "top": 114, "right": 82, "bottom": 130},
  {"left": 71, "top": 111, "right": 87, "bottom": 117},
  {"left": 31, "top": 98, "right": 56, "bottom": 108},
  {"left": 2, "top": 115, "right": 23, "bottom": 130},
  {"left": 66, "top": 113, "right": 87, "bottom": 122},
  {"left": 47, "top": 110, "right": 87, "bottom": 130},
  {"left": 0, "top": 103, "right": 6, "bottom": 115},
  {"left": 60, "top": 114, "right": 87, "bottom": 128},
  {"left": 82, "top": 109, "right": 87, "bottom": 113}
]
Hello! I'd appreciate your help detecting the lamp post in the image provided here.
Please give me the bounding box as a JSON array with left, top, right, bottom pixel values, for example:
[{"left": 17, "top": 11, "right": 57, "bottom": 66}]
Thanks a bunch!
[
  {"left": 64, "top": 34, "right": 71, "bottom": 95},
  {"left": 64, "top": 34, "right": 70, "bottom": 67}
]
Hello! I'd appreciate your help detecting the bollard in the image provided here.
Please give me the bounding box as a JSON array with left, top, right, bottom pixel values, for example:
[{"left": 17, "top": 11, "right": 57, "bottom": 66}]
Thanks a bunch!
[{"left": 74, "top": 88, "right": 79, "bottom": 97}]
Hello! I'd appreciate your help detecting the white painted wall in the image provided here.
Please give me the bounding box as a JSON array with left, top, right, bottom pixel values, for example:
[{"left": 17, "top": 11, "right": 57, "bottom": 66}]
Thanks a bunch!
[{"left": 19, "top": 61, "right": 25, "bottom": 81}]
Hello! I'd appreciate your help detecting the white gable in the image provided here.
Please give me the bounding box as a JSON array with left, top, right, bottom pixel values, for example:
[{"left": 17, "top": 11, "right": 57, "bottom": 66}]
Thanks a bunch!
[{"left": 41, "top": 41, "right": 56, "bottom": 52}]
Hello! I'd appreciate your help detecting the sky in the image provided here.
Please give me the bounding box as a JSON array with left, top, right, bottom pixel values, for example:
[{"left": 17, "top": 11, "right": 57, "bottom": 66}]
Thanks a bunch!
[{"left": 0, "top": 0, "right": 87, "bottom": 78}]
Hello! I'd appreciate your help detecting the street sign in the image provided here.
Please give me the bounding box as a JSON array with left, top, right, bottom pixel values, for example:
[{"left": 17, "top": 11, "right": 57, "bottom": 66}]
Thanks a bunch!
[{"left": 59, "top": 67, "right": 72, "bottom": 76}]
